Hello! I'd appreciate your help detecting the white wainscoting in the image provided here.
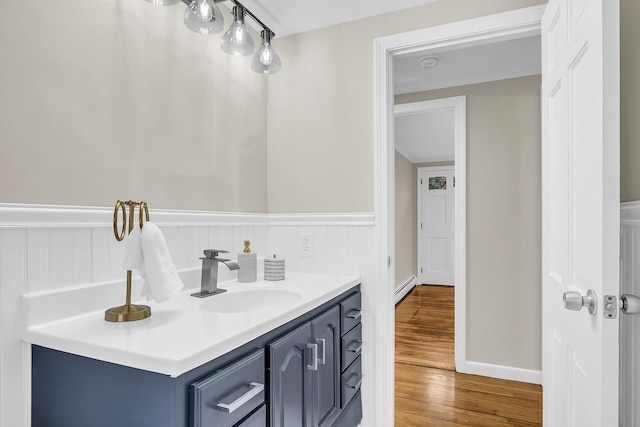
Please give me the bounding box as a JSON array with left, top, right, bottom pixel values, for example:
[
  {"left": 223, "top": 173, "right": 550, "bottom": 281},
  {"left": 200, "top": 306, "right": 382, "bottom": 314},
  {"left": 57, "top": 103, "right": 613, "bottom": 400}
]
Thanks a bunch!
[
  {"left": 0, "top": 204, "right": 375, "bottom": 427},
  {"left": 620, "top": 201, "right": 640, "bottom": 427}
]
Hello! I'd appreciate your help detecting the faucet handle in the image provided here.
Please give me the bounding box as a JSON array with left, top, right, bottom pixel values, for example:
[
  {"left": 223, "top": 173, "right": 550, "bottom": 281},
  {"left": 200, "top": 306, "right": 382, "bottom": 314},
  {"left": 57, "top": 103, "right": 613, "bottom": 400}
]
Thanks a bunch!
[{"left": 203, "top": 249, "right": 229, "bottom": 259}]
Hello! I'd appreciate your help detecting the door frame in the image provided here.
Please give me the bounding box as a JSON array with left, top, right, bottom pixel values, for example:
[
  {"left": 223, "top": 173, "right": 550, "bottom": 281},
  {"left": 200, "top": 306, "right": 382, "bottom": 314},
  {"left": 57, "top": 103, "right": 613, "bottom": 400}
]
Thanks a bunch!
[{"left": 371, "top": 5, "right": 545, "bottom": 424}]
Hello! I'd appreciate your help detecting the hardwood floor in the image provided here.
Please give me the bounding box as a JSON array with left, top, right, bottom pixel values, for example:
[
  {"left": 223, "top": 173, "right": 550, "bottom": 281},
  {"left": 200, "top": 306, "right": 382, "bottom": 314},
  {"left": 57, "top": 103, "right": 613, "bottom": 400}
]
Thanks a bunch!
[{"left": 395, "top": 285, "right": 542, "bottom": 426}]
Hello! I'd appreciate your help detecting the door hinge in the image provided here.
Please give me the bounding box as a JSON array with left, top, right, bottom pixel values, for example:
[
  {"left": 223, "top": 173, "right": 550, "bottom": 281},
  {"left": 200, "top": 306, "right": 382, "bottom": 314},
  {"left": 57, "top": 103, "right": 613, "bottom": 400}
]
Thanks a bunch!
[
  {"left": 420, "top": 223, "right": 423, "bottom": 229},
  {"left": 387, "top": 256, "right": 392, "bottom": 268},
  {"left": 421, "top": 267, "right": 423, "bottom": 273},
  {"left": 420, "top": 178, "right": 423, "bottom": 185}
]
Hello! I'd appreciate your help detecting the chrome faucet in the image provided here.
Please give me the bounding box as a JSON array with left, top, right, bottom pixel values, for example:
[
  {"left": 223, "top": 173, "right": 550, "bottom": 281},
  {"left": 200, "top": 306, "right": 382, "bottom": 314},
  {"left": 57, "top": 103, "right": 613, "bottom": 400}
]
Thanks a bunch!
[{"left": 191, "top": 249, "right": 240, "bottom": 298}]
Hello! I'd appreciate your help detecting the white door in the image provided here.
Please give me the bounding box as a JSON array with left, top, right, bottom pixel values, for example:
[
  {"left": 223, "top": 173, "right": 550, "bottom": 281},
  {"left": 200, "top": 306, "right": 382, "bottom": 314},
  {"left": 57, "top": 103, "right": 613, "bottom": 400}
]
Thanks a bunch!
[
  {"left": 418, "top": 166, "right": 455, "bottom": 285},
  {"left": 541, "top": 0, "right": 619, "bottom": 425}
]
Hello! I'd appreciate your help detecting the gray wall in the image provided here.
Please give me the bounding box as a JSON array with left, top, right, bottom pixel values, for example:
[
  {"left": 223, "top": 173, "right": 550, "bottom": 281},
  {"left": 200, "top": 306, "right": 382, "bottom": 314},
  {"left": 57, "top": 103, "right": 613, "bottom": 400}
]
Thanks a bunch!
[
  {"left": 394, "top": 151, "right": 417, "bottom": 287},
  {"left": 621, "top": 0, "right": 640, "bottom": 202},
  {"left": 2, "top": 0, "right": 637, "bottom": 208},
  {"left": 0, "top": 1, "right": 268, "bottom": 212},
  {"left": 396, "top": 76, "right": 542, "bottom": 370}
]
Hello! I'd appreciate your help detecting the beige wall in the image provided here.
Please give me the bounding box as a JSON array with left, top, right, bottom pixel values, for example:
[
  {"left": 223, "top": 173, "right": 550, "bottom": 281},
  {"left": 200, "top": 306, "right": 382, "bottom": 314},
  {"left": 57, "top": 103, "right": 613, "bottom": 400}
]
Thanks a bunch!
[
  {"left": 266, "top": 0, "right": 547, "bottom": 213},
  {"left": 0, "top": 1, "right": 267, "bottom": 212},
  {"left": 2, "top": 0, "right": 636, "bottom": 210},
  {"left": 397, "top": 76, "right": 542, "bottom": 370},
  {"left": 621, "top": 0, "right": 640, "bottom": 202},
  {"left": 394, "top": 151, "right": 417, "bottom": 287}
]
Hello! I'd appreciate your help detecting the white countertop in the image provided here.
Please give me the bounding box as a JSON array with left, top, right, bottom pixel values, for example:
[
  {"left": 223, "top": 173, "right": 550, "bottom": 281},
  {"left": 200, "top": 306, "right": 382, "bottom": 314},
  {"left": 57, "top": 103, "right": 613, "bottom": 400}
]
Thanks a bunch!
[{"left": 22, "top": 273, "right": 360, "bottom": 377}]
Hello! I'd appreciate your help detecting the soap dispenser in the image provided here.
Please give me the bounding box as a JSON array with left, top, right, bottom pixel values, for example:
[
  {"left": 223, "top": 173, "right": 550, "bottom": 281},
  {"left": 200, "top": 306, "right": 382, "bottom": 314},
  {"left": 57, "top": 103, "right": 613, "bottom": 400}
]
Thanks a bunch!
[{"left": 237, "top": 240, "right": 257, "bottom": 283}]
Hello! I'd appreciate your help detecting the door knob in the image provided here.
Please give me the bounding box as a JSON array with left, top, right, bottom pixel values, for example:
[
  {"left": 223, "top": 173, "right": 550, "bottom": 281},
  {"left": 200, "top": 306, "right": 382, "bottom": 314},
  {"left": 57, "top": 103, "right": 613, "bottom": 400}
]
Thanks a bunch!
[
  {"left": 563, "top": 289, "right": 597, "bottom": 315},
  {"left": 621, "top": 294, "right": 640, "bottom": 315}
]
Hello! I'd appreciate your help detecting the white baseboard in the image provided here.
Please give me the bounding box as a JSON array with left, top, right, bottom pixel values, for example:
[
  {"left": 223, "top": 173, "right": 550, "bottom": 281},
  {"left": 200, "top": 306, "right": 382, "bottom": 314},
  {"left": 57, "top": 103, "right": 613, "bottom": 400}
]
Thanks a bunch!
[
  {"left": 394, "top": 275, "right": 417, "bottom": 304},
  {"left": 463, "top": 361, "right": 542, "bottom": 385}
]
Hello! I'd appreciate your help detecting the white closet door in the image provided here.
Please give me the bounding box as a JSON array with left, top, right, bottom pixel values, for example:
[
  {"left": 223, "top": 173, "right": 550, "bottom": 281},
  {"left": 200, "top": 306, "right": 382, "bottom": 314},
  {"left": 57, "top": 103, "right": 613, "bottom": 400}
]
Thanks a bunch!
[{"left": 418, "top": 166, "right": 455, "bottom": 286}]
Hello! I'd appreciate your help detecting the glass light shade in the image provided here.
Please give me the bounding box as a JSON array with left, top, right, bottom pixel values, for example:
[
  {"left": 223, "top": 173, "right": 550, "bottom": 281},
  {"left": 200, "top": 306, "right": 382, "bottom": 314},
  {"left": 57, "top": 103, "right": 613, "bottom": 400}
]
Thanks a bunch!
[
  {"left": 221, "top": 6, "right": 254, "bottom": 56},
  {"left": 144, "top": 0, "right": 181, "bottom": 6},
  {"left": 184, "top": 0, "right": 224, "bottom": 35},
  {"left": 252, "top": 30, "right": 281, "bottom": 74}
]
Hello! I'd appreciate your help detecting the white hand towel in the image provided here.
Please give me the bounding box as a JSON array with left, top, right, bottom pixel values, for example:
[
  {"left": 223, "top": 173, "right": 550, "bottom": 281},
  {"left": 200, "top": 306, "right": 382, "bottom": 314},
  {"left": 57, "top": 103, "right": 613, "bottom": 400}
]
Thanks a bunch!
[
  {"left": 121, "top": 227, "right": 142, "bottom": 271},
  {"left": 140, "top": 222, "right": 184, "bottom": 303},
  {"left": 120, "top": 222, "right": 184, "bottom": 303}
]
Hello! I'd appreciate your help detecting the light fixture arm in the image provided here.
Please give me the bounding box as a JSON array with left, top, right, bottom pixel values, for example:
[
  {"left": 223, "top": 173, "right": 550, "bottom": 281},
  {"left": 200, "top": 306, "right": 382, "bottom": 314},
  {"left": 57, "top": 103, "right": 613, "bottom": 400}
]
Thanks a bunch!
[
  {"left": 180, "top": 0, "right": 275, "bottom": 37},
  {"left": 229, "top": 0, "right": 275, "bottom": 38}
]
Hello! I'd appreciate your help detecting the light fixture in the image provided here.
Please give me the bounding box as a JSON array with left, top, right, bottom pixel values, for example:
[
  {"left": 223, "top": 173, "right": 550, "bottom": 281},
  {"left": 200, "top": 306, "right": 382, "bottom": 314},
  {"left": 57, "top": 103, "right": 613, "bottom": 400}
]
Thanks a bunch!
[
  {"left": 184, "top": 0, "right": 224, "bottom": 35},
  {"left": 145, "top": 0, "right": 181, "bottom": 6},
  {"left": 146, "top": 0, "right": 282, "bottom": 74},
  {"left": 221, "top": 5, "right": 254, "bottom": 56},
  {"left": 252, "top": 30, "right": 281, "bottom": 74},
  {"left": 419, "top": 55, "right": 440, "bottom": 69}
]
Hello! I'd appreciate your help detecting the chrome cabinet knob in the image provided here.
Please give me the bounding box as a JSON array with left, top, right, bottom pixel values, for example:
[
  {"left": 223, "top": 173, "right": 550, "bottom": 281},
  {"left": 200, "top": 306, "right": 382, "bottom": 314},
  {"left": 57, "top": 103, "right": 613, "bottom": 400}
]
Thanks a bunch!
[{"left": 563, "top": 289, "right": 597, "bottom": 315}]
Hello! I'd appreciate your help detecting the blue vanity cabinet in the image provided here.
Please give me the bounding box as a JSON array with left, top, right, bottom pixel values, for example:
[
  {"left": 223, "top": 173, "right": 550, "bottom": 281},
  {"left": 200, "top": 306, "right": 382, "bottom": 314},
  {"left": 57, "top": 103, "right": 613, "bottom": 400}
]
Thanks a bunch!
[
  {"left": 269, "top": 305, "right": 341, "bottom": 427},
  {"left": 239, "top": 404, "right": 267, "bottom": 426},
  {"left": 310, "top": 306, "right": 341, "bottom": 427},
  {"left": 31, "top": 285, "right": 362, "bottom": 427}
]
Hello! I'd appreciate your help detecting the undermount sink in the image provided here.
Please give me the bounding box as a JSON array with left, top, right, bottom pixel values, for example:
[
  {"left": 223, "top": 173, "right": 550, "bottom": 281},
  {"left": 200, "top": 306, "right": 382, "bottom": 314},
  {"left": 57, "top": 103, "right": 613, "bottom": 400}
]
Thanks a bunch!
[{"left": 200, "top": 288, "right": 303, "bottom": 313}]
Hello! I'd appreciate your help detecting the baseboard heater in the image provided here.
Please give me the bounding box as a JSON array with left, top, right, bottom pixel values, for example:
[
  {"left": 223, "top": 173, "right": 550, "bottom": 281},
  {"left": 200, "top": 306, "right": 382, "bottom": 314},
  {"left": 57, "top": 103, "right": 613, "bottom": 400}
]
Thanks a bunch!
[{"left": 394, "top": 275, "right": 417, "bottom": 305}]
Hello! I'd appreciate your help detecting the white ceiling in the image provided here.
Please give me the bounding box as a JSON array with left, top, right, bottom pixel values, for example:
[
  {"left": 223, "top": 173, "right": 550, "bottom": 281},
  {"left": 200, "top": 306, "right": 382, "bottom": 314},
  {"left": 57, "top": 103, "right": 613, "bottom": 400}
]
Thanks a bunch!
[
  {"left": 394, "top": 35, "right": 541, "bottom": 95},
  {"left": 395, "top": 110, "right": 455, "bottom": 163},
  {"left": 233, "top": 0, "right": 441, "bottom": 37}
]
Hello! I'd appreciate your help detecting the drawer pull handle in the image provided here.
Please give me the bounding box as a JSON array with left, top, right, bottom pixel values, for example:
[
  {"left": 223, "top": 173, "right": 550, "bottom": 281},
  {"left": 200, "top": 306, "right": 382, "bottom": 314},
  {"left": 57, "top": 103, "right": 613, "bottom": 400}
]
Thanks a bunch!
[
  {"left": 347, "top": 374, "right": 363, "bottom": 390},
  {"left": 347, "top": 341, "right": 362, "bottom": 354},
  {"left": 216, "top": 382, "right": 264, "bottom": 413},
  {"left": 307, "top": 343, "right": 319, "bottom": 371},
  {"left": 346, "top": 309, "right": 361, "bottom": 320}
]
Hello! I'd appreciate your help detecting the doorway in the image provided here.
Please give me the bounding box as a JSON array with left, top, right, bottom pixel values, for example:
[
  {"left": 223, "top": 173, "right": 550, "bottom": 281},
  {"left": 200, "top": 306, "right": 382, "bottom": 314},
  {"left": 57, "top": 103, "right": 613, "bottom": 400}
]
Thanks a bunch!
[
  {"left": 394, "top": 95, "right": 466, "bottom": 367},
  {"left": 371, "top": 5, "right": 546, "bottom": 425}
]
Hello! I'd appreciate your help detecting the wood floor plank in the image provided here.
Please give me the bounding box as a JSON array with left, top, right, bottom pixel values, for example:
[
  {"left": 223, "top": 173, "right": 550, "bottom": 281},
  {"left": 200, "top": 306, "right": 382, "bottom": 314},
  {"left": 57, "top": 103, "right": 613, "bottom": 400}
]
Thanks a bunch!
[
  {"left": 395, "top": 363, "right": 542, "bottom": 424},
  {"left": 395, "top": 285, "right": 542, "bottom": 426},
  {"left": 396, "top": 397, "right": 542, "bottom": 427}
]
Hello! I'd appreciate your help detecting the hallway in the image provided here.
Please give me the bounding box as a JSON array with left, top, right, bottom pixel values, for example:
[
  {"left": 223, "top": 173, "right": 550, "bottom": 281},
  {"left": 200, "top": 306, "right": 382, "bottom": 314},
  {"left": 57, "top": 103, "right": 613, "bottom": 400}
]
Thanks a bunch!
[{"left": 395, "top": 286, "right": 543, "bottom": 426}]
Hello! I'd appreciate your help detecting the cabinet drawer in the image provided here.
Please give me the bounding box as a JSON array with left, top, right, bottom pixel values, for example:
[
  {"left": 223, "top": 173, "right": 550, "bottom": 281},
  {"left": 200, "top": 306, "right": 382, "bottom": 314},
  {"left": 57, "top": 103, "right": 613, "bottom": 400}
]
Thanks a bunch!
[
  {"left": 190, "top": 349, "right": 265, "bottom": 427},
  {"left": 238, "top": 404, "right": 266, "bottom": 427},
  {"left": 340, "top": 292, "right": 362, "bottom": 334},
  {"left": 341, "top": 355, "right": 362, "bottom": 408},
  {"left": 341, "top": 323, "right": 362, "bottom": 371}
]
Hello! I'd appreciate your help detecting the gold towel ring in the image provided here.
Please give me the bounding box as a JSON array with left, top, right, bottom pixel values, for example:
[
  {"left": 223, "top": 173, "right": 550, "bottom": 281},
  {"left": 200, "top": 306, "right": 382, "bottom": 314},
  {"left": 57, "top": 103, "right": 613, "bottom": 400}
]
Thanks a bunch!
[
  {"left": 139, "top": 201, "right": 149, "bottom": 230},
  {"left": 106, "top": 199, "right": 153, "bottom": 322},
  {"left": 113, "top": 200, "right": 127, "bottom": 241}
]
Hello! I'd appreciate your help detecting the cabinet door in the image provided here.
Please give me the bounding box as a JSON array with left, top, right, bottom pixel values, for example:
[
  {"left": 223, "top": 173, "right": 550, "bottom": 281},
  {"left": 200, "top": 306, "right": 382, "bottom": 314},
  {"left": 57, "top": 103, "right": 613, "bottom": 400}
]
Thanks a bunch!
[
  {"left": 310, "top": 306, "right": 341, "bottom": 427},
  {"left": 269, "top": 322, "right": 314, "bottom": 427}
]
